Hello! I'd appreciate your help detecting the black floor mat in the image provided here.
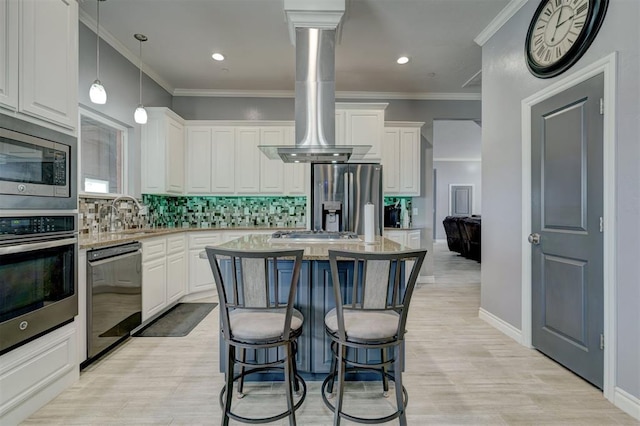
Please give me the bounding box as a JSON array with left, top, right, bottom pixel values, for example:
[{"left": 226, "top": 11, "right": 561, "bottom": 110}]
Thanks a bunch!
[{"left": 134, "top": 303, "right": 216, "bottom": 337}]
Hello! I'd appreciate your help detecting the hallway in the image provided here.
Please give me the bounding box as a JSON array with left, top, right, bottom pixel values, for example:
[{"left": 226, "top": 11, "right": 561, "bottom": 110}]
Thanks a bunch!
[{"left": 22, "top": 242, "right": 637, "bottom": 425}]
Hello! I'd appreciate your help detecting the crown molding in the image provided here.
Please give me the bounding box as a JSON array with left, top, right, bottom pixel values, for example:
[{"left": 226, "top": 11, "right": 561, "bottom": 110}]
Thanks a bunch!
[
  {"left": 79, "top": 9, "right": 175, "bottom": 94},
  {"left": 474, "top": 0, "right": 528, "bottom": 46},
  {"left": 173, "top": 88, "right": 481, "bottom": 101}
]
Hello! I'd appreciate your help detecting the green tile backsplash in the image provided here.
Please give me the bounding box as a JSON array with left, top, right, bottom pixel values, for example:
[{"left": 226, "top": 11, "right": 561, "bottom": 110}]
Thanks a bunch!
[{"left": 141, "top": 195, "right": 307, "bottom": 228}]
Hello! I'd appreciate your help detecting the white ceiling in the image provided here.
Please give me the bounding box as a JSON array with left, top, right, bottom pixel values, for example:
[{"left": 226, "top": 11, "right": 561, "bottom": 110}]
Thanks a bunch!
[{"left": 78, "top": 0, "right": 514, "bottom": 98}]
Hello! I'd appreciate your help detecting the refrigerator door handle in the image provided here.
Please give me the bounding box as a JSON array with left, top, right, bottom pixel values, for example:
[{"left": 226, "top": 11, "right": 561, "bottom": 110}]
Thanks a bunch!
[
  {"left": 348, "top": 172, "right": 355, "bottom": 231},
  {"left": 343, "top": 172, "right": 349, "bottom": 232}
]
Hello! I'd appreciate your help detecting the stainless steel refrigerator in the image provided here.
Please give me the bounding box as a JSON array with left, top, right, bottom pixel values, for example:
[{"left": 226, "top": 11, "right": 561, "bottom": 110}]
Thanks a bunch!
[{"left": 311, "top": 163, "right": 383, "bottom": 235}]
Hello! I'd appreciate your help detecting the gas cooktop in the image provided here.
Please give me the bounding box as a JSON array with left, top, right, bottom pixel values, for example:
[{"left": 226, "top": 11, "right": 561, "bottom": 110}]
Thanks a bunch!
[{"left": 271, "top": 230, "right": 360, "bottom": 242}]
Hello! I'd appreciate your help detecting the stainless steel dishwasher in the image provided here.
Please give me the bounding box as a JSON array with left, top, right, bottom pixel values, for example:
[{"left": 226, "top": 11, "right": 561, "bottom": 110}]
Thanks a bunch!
[{"left": 86, "top": 241, "right": 142, "bottom": 362}]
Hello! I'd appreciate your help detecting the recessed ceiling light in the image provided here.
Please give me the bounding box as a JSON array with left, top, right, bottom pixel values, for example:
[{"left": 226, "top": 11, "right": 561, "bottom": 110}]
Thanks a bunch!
[
  {"left": 212, "top": 53, "right": 225, "bottom": 61},
  {"left": 333, "top": 153, "right": 340, "bottom": 156},
  {"left": 291, "top": 153, "right": 297, "bottom": 157},
  {"left": 397, "top": 56, "right": 409, "bottom": 65}
]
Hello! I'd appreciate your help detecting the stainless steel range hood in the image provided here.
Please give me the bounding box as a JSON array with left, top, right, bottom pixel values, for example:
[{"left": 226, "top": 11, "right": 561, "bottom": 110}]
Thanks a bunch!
[{"left": 259, "top": 27, "right": 371, "bottom": 163}]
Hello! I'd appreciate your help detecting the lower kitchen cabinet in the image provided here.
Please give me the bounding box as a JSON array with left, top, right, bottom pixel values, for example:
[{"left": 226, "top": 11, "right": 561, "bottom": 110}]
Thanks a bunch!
[
  {"left": 188, "top": 232, "right": 221, "bottom": 294},
  {"left": 142, "top": 235, "right": 187, "bottom": 322}
]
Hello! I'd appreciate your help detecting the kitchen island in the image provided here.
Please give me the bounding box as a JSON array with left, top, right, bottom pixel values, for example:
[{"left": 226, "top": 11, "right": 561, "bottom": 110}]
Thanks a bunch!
[{"left": 213, "top": 233, "right": 412, "bottom": 379}]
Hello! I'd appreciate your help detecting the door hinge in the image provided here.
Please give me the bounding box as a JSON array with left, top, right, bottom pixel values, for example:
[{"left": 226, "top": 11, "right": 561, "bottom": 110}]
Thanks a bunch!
[
  {"left": 600, "top": 333, "right": 605, "bottom": 350},
  {"left": 599, "top": 216, "right": 604, "bottom": 233},
  {"left": 599, "top": 98, "right": 604, "bottom": 115}
]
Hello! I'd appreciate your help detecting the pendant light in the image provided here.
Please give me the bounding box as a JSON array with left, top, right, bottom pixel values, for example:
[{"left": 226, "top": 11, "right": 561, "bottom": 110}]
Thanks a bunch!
[
  {"left": 134, "top": 33, "right": 148, "bottom": 124},
  {"left": 89, "top": 0, "right": 107, "bottom": 104}
]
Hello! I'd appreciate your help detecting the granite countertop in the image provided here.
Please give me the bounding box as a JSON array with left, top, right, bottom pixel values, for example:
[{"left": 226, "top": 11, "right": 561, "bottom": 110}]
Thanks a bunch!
[
  {"left": 79, "top": 226, "right": 305, "bottom": 250},
  {"left": 213, "top": 234, "right": 406, "bottom": 260}
]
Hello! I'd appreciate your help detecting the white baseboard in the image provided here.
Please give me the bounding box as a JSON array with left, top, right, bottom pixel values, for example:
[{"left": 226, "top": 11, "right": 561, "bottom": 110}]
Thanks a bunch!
[
  {"left": 478, "top": 307, "right": 523, "bottom": 345},
  {"left": 181, "top": 289, "right": 217, "bottom": 303},
  {"left": 614, "top": 387, "right": 640, "bottom": 421}
]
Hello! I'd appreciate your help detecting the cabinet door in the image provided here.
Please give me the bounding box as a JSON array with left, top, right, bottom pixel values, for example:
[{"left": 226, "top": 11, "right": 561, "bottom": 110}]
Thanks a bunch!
[
  {"left": 283, "top": 126, "right": 308, "bottom": 195},
  {"left": 186, "top": 127, "right": 212, "bottom": 193},
  {"left": 234, "top": 127, "right": 260, "bottom": 193},
  {"left": 384, "top": 230, "right": 406, "bottom": 246},
  {"left": 166, "top": 252, "right": 186, "bottom": 305},
  {"left": 335, "top": 110, "right": 346, "bottom": 145},
  {"left": 345, "top": 109, "right": 384, "bottom": 160},
  {"left": 0, "top": 0, "right": 18, "bottom": 111},
  {"left": 407, "top": 230, "right": 421, "bottom": 249},
  {"left": 211, "top": 127, "right": 235, "bottom": 193},
  {"left": 166, "top": 117, "right": 184, "bottom": 193},
  {"left": 188, "top": 249, "right": 216, "bottom": 293},
  {"left": 19, "top": 0, "right": 78, "bottom": 129},
  {"left": 382, "top": 128, "right": 400, "bottom": 193},
  {"left": 399, "top": 128, "right": 420, "bottom": 195},
  {"left": 259, "top": 127, "right": 285, "bottom": 193},
  {"left": 142, "top": 258, "right": 167, "bottom": 321}
]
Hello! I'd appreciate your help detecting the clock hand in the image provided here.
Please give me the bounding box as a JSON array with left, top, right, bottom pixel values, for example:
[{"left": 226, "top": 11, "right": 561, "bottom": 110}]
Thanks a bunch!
[
  {"left": 556, "top": 14, "right": 575, "bottom": 28},
  {"left": 550, "top": 8, "right": 563, "bottom": 42}
]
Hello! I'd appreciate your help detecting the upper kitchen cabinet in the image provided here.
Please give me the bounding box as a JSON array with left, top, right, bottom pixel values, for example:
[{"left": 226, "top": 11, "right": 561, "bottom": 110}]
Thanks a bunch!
[
  {"left": 185, "top": 121, "right": 305, "bottom": 196},
  {"left": 383, "top": 122, "right": 423, "bottom": 196},
  {"left": 0, "top": 0, "right": 78, "bottom": 132},
  {"left": 335, "top": 103, "right": 388, "bottom": 161},
  {"left": 283, "top": 126, "right": 309, "bottom": 195},
  {"left": 141, "top": 108, "right": 185, "bottom": 195}
]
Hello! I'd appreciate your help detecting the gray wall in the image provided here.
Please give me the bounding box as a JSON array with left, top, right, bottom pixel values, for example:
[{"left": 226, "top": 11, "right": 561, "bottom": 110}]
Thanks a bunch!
[
  {"left": 173, "top": 97, "right": 481, "bottom": 277},
  {"left": 78, "top": 22, "right": 172, "bottom": 196},
  {"left": 482, "top": 0, "right": 639, "bottom": 398}
]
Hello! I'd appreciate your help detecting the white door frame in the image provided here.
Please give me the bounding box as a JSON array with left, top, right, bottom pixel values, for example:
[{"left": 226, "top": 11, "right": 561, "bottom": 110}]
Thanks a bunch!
[{"left": 520, "top": 52, "right": 617, "bottom": 401}]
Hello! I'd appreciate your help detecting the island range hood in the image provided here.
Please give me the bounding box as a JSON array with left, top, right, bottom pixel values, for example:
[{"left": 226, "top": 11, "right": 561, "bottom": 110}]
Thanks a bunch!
[{"left": 259, "top": 26, "right": 371, "bottom": 163}]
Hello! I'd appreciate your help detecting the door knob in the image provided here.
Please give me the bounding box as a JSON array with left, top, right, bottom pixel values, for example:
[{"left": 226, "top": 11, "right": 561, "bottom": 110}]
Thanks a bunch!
[{"left": 528, "top": 233, "right": 541, "bottom": 245}]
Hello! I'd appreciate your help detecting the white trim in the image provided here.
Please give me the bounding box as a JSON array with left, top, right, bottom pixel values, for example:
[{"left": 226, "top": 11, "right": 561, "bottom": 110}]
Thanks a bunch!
[
  {"left": 614, "top": 388, "right": 640, "bottom": 421},
  {"left": 78, "top": 10, "right": 174, "bottom": 94},
  {"left": 520, "top": 52, "right": 617, "bottom": 402},
  {"left": 173, "top": 88, "right": 482, "bottom": 101},
  {"left": 434, "top": 157, "right": 482, "bottom": 162},
  {"left": 384, "top": 121, "right": 425, "bottom": 128},
  {"left": 479, "top": 308, "right": 523, "bottom": 344},
  {"left": 474, "top": 0, "right": 528, "bottom": 46},
  {"left": 336, "top": 102, "right": 388, "bottom": 110},
  {"left": 185, "top": 120, "right": 294, "bottom": 127},
  {"left": 448, "top": 183, "right": 475, "bottom": 216}
]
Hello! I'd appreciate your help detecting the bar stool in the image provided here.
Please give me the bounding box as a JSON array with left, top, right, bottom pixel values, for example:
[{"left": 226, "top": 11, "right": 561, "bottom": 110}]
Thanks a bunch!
[
  {"left": 205, "top": 247, "right": 307, "bottom": 426},
  {"left": 321, "top": 248, "right": 427, "bottom": 425}
]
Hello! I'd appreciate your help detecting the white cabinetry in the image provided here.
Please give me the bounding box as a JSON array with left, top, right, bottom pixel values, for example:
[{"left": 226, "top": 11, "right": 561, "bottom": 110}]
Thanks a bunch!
[
  {"left": 235, "top": 127, "right": 261, "bottom": 193},
  {"left": 188, "top": 232, "right": 221, "bottom": 294},
  {"left": 0, "top": 323, "right": 78, "bottom": 425},
  {"left": 141, "top": 108, "right": 185, "bottom": 195},
  {"left": 166, "top": 235, "right": 186, "bottom": 305},
  {"left": 185, "top": 121, "right": 307, "bottom": 196},
  {"left": 382, "top": 122, "right": 422, "bottom": 196},
  {"left": 283, "top": 126, "right": 309, "bottom": 194},
  {"left": 336, "top": 103, "right": 387, "bottom": 161},
  {"left": 141, "top": 234, "right": 187, "bottom": 322},
  {"left": 259, "top": 127, "right": 286, "bottom": 193},
  {"left": 142, "top": 237, "right": 167, "bottom": 321},
  {"left": 0, "top": 0, "right": 78, "bottom": 131},
  {"left": 384, "top": 229, "right": 421, "bottom": 249}
]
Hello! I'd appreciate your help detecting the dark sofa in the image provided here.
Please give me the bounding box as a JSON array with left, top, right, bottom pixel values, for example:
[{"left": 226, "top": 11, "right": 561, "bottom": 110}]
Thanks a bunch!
[{"left": 443, "top": 215, "right": 481, "bottom": 262}]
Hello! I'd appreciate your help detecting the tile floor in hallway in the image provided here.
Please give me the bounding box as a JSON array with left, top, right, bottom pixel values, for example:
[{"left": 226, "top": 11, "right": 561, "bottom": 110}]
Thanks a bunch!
[{"left": 22, "top": 242, "right": 638, "bottom": 425}]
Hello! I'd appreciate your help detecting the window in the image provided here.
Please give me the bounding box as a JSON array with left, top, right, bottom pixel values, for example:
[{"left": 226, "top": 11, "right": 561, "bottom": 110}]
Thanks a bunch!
[{"left": 80, "top": 110, "right": 127, "bottom": 195}]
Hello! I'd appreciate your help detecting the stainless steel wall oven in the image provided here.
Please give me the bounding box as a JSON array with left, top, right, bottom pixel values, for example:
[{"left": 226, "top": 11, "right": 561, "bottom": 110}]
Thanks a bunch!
[
  {"left": 0, "top": 214, "right": 78, "bottom": 355},
  {"left": 0, "top": 115, "right": 77, "bottom": 210}
]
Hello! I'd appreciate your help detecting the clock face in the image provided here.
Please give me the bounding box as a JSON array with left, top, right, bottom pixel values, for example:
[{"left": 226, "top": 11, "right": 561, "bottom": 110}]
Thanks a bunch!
[{"left": 525, "top": 0, "right": 609, "bottom": 78}]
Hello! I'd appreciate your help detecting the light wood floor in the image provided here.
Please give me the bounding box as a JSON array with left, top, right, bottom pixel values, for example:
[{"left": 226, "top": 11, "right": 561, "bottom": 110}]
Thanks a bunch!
[{"left": 23, "top": 242, "right": 637, "bottom": 425}]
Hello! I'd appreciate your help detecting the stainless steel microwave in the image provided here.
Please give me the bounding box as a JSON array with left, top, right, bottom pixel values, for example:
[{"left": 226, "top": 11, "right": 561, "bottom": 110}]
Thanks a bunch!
[{"left": 0, "top": 116, "right": 76, "bottom": 210}]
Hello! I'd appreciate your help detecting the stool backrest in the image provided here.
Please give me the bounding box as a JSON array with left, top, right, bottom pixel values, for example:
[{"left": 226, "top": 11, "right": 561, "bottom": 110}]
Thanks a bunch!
[
  {"left": 205, "top": 247, "right": 305, "bottom": 341},
  {"left": 327, "top": 249, "right": 427, "bottom": 341}
]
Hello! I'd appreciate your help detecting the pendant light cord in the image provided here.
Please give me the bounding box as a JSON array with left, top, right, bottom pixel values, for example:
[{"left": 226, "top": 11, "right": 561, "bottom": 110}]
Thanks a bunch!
[
  {"left": 96, "top": 0, "right": 100, "bottom": 81},
  {"left": 138, "top": 40, "right": 143, "bottom": 104}
]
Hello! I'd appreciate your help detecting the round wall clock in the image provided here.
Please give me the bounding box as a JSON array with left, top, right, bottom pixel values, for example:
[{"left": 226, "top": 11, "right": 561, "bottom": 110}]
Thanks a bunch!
[{"left": 525, "top": 0, "right": 609, "bottom": 79}]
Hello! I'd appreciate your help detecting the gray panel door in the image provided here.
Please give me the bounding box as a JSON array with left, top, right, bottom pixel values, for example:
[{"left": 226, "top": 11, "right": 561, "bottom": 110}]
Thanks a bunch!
[
  {"left": 450, "top": 185, "right": 473, "bottom": 216},
  {"left": 531, "top": 74, "right": 604, "bottom": 388}
]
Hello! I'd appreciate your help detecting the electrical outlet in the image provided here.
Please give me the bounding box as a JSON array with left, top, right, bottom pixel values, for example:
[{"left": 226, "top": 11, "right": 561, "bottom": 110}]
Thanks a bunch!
[{"left": 412, "top": 207, "right": 418, "bottom": 215}]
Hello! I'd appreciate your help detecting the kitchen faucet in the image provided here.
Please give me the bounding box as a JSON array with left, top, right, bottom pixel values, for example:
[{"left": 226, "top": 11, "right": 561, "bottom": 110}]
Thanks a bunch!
[{"left": 99, "top": 196, "right": 147, "bottom": 233}]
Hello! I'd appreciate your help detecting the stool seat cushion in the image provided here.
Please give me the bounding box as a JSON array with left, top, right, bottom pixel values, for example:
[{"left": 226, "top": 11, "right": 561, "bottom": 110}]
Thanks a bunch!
[
  {"left": 324, "top": 308, "right": 399, "bottom": 340},
  {"left": 229, "top": 308, "right": 304, "bottom": 341}
]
